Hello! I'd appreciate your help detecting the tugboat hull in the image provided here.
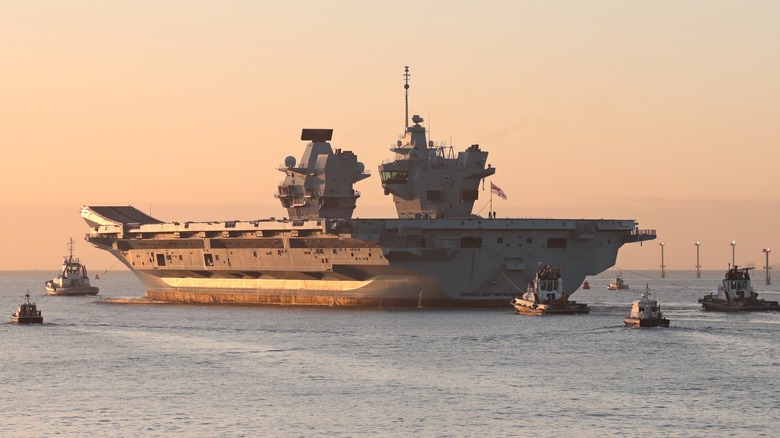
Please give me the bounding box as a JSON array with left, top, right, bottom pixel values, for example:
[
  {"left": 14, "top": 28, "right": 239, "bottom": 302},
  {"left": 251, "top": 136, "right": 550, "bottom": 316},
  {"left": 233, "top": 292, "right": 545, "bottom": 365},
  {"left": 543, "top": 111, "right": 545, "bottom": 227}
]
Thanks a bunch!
[
  {"left": 623, "top": 317, "right": 669, "bottom": 328},
  {"left": 11, "top": 315, "right": 43, "bottom": 324},
  {"left": 45, "top": 284, "right": 100, "bottom": 296},
  {"left": 698, "top": 298, "right": 780, "bottom": 312},
  {"left": 699, "top": 266, "right": 779, "bottom": 312},
  {"left": 511, "top": 299, "right": 590, "bottom": 316}
]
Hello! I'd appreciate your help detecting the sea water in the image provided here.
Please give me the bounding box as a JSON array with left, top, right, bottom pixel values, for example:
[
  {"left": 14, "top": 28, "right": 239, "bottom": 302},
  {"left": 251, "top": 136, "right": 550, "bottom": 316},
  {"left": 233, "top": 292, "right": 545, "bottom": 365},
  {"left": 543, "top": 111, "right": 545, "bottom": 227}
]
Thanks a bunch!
[{"left": 1, "top": 270, "right": 778, "bottom": 437}]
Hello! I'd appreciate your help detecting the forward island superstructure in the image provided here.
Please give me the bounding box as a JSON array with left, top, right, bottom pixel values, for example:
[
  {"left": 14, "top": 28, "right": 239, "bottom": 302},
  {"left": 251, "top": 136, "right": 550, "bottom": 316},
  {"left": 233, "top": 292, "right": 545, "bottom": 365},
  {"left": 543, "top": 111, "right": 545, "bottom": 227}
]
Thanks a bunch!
[{"left": 81, "top": 67, "right": 656, "bottom": 307}]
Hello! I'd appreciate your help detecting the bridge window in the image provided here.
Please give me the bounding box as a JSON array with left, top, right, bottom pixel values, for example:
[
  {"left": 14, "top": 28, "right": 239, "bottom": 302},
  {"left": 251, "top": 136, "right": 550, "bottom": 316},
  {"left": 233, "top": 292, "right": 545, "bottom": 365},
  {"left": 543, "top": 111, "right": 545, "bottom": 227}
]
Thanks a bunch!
[
  {"left": 426, "top": 190, "right": 443, "bottom": 201},
  {"left": 380, "top": 171, "right": 409, "bottom": 184},
  {"left": 547, "top": 238, "right": 568, "bottom": 249},
  {"left": 460, "top": 236, "right": 482, "bottom": 248},
  {"left": 321, "top": 197, "right": 339, "bottom": 208},
  {"left": 461, "top": 189, "right": 478, "bottom": 201}
]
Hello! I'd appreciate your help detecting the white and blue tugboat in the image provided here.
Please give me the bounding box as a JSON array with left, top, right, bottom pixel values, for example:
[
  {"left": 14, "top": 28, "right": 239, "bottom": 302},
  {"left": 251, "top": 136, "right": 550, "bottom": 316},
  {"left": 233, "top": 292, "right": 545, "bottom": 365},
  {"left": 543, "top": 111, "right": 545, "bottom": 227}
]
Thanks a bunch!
[
  {"left": 608, "top": 271, "right": 629, "bottom": 290},
  {"left": 511, "top": 265, "right": 590, "bottom": 315},
  {"left": 45, "top": 238, "right": 99, "bottom": 296},
  {"left": 698, "top": 266, "right": 780, "bottom": 312}
]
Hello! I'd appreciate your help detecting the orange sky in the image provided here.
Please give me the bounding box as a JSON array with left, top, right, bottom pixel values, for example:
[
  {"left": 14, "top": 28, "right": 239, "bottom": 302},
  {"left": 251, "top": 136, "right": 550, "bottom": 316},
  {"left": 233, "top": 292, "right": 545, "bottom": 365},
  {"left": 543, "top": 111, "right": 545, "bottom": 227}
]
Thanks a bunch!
[{"left": 2, "top": 1, "right": 778, "bottom": 271}]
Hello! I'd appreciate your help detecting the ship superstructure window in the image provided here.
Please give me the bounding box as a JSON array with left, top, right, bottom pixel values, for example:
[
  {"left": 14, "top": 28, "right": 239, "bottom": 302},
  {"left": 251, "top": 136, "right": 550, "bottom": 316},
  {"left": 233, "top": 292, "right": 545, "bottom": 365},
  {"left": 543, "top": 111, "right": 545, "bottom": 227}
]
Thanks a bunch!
[
  {"left": 547, "top": 238, "right": 567, "bottom": 249},
  {"left": 461, "top": 189, "right": 478, "bottom": 201},
  {"left": 460, "top": 236, "right": 482, "bottom": 248},
  {"left": 321, "top": 198, "right": 339, "bottom": 209},
  {"left": 380, "top": 171, "right": 409, "bottom": 184}
]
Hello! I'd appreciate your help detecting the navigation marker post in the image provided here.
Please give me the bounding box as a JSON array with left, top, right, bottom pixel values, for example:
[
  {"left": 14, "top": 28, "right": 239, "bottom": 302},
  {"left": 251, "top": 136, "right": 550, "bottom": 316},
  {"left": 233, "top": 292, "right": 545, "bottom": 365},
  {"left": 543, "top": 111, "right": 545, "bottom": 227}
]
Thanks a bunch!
[
  {"left": 660, "top": 242, "right": 666, "bottom": 278},
  {"left": 763, "top": 248, "right": 772, "bottom": 285}
]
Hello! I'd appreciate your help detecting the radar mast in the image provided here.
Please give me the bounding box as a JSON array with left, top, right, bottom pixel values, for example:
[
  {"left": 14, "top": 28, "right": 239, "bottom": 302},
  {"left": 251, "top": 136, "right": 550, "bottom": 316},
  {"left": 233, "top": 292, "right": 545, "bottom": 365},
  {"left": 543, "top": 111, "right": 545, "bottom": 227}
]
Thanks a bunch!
[{"left": 404, "top": 65, "right": 410, "bottom": 131}]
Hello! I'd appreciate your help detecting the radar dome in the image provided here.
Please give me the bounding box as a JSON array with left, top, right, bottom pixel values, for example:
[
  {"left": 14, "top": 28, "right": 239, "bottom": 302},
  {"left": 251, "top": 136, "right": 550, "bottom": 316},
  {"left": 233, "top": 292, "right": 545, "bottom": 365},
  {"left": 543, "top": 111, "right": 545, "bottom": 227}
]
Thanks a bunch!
[
  {"left": 357, "top": 162, "right": 365, "bottom": 173},
  {"left": 284, "top": 156, "right": 296, "bottom": 168}
]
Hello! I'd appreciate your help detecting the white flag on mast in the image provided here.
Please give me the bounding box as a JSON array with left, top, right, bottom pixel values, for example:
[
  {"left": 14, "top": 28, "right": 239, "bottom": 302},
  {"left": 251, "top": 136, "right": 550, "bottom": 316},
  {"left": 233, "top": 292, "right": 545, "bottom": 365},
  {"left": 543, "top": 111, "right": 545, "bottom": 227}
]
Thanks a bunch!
[{"left": 491, "top": 182, "right": 507, "bottom": 200}]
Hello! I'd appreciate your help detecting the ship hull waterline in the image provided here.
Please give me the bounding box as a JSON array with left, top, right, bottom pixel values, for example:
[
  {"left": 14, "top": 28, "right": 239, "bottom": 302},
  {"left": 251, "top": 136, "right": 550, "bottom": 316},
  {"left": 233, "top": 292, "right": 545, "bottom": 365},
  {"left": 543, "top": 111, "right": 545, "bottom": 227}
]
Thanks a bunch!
[{"left": 134, "top": 271, "right": 510, "bottom": 308}]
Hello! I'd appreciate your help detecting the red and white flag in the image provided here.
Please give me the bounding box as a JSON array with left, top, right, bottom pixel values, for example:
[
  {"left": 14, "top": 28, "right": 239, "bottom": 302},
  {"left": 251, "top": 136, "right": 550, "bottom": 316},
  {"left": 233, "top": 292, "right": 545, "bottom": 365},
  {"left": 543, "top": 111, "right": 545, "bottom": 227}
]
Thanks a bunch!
[{"left": 491, "top": 182, "right": 507, "bottom": 200}]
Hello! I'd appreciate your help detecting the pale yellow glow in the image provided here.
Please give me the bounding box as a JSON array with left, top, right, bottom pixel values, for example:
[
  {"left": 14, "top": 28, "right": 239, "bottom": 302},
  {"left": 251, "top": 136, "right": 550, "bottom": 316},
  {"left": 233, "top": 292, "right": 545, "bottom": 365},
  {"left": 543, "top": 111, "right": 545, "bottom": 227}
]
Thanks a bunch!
[{"left": 2, "top": 1, "right": 778, "bottom": 270}]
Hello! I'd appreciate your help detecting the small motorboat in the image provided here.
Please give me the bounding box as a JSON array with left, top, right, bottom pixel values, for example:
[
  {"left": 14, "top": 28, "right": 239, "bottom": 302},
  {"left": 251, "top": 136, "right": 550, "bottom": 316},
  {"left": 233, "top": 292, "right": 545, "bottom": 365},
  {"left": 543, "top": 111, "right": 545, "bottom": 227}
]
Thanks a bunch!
[
  {"left": 624, "top": 284, "right": 669, "bottom": 328},
  {"left": 45, "top": 238, "right": 99, "bottom": 296},
  {"left": 698, "top": 266, "right": 780, "bottom": 312},
  {"left": 11, "top": 293, "right": 43, "bottom": 324},
  {"left": 607, "top": 272, "right": 629, "bottom": 290},
  {"left": 511, "top": 265, "right": 590, "bottom": 315}
]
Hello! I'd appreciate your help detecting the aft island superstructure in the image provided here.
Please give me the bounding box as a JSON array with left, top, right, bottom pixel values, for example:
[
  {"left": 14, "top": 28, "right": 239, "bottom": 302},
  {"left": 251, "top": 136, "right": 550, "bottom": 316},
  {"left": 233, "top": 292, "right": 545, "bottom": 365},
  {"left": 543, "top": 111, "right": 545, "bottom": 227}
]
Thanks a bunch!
[{"left": 81, "top": 67, "right": 656, "bottom": 307}]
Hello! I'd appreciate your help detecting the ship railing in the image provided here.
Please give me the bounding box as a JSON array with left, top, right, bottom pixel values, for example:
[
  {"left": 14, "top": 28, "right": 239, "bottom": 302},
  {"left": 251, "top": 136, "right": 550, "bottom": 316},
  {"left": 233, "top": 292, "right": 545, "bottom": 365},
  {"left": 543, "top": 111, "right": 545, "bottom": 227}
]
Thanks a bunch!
[
  {"left": 315, "top": 189, "right": 361, "bottom": 197},
  {"left": 632, "top": 229, "right": 657, "bottom": 237},
  {"left": 381, "top": 157, "right": 403, "bottom": 165}
]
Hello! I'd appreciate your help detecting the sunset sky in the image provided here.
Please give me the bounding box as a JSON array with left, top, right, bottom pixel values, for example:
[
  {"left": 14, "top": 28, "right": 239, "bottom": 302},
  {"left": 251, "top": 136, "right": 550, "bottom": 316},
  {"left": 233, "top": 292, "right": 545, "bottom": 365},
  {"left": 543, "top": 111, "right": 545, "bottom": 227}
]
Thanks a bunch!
[{"left": 2, "top": 1, "right": 778, "bottom": 271}]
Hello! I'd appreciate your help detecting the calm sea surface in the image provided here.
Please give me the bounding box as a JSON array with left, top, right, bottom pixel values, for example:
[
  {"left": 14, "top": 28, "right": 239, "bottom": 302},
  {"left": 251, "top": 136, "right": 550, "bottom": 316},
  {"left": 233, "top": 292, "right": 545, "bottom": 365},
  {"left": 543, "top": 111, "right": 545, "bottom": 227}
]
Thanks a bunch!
[{"left": 2, "top": 269, "right": 778, "bottom": 437}]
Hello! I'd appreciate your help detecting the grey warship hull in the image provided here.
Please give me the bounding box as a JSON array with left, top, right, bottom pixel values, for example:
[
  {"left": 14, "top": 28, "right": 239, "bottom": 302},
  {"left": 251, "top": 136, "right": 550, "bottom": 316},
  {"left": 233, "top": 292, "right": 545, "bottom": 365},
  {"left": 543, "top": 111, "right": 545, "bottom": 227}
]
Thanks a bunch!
[{"left": 82, "top": 206, "right": 654, "bottom": 307}]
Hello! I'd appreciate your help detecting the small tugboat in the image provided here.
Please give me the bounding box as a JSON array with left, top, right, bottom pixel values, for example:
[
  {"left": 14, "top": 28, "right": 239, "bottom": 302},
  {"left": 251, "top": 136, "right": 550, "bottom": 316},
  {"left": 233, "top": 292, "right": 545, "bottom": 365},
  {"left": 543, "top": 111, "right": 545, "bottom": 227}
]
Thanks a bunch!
[
  {"left": 11, "top": 293, "right": 43, "bottom": 324},
  {"left": 698, "top": 266, "right": 780, "bottom": 312},
  {"left": 607, "top": 271, "right": 629, "bottom": 290},
  {"left": 510, "top": 265, "right": 590, "bottom": 315},
  {"left": 624, "top": 284, "right": 669, "bottom": 328},
  {"left": 45, "top": 238, "right": 99, "bottom": 296}
]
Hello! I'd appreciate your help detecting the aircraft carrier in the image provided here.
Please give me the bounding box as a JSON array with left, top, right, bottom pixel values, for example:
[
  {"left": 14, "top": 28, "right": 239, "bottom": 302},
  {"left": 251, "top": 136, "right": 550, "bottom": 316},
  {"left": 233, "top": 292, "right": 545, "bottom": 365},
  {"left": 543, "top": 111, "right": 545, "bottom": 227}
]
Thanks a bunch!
[{"left": 81, "top": 67, "right": 656, "bottom": 307}]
